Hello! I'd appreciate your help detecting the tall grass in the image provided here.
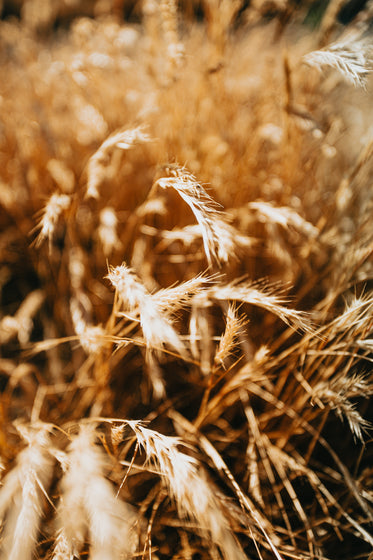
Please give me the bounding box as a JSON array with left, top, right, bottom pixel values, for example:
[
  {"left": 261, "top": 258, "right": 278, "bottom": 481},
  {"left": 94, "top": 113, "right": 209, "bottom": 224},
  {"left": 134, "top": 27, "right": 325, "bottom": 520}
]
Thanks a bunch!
[{"left": 0, "top": 1, "right": 373, "bottom": 559}]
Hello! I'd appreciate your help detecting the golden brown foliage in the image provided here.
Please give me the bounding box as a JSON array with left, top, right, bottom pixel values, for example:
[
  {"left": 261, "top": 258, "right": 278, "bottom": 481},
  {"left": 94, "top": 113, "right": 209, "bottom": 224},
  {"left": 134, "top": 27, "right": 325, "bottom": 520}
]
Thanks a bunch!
[{"left": 0, "top": 1, "right": 373, "bottom": 559}]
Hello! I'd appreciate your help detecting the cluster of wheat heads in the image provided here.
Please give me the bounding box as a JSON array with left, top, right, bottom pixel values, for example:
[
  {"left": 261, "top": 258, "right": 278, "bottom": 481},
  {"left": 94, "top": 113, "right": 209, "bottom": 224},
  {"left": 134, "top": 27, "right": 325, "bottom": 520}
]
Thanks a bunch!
[{"left": 1, "top": 1, "right": 373, "bottom": 559}]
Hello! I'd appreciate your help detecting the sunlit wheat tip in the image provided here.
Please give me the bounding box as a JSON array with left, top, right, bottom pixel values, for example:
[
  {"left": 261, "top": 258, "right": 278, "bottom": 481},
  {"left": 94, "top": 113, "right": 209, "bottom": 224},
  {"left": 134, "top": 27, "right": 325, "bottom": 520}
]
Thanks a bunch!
[
  {"left": 58, "top": 424, "right": 136, "bottom": 559},
  {"left": 0, "top": 425, "right": 54, "bottom": 560},
  {"left": 86, "top": 126, "right": 151, "bottom": 198},
  {"left": 52, "top": 528, "right": 73, "bottom": 560},
  {"left": 127, "top": 422, "right": 246, "bottom": 559},
  {"left": 214, "top": 304, "right": 247, "bottom": 367},
  {"left": 107, "top": 263, "right": 186, "bottom": 357},
  {"left": 156, "top": 166, "right": 235, "bottom": 266},
  {"left": 249, "top": 201, "right": 319, "bottom": 237},
  {"left": 33, "top": 193, "right": 71, "bottom": 250},
  {"left": 98, "top": 207, "right": 121, "bottom": 256},
  {"left": 209, "top": 280, "right": 312, "bottom": 332},
  {"left": 303, "top": 33, "right": 372, "bottom": 87}
]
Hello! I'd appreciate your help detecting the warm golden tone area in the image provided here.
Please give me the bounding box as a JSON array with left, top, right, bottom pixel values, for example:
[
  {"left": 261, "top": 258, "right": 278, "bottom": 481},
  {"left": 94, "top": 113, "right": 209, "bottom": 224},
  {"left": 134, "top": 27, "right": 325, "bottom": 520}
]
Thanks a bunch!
[{"left": 1, "top": 1, "right": 373, "bottom": 558}]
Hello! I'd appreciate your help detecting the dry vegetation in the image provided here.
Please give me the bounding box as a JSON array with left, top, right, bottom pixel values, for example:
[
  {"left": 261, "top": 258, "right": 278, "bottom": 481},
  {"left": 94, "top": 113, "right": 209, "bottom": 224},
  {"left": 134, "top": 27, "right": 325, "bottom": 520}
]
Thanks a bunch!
[{"left": 1, "top": 0, "right": 373, "bottom": 558}]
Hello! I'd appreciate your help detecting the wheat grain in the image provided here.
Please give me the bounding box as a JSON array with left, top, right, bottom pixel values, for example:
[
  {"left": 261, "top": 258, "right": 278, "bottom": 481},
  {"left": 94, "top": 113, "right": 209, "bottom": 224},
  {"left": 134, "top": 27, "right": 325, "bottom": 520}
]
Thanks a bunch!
[
  {"left": 51, "top": 528, "right": 74, "bottom": 560},
  {"left": 160, "top": 0, "right": 184, "bottom": 79},
  {"left": 313, "top": 373, "right": 373, "bottom": 441},
  {"left": 70, "top": 297, "right": 108, "bottom": 355},
  {"left": 0, "top": 290, "right": 44, "bottom": 346}
]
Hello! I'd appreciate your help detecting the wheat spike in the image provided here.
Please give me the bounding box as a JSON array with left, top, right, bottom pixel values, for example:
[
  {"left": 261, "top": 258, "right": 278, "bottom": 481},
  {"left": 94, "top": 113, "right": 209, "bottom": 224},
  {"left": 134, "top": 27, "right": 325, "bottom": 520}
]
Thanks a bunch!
[
  {"left": 0, "top": 425, "right": 54, "bottom": 560},
  {"left": 57, "top": 424, "right": 136, "bottom": 559},
  {"left": 303, "top": 32, "right": 372, "bottom": 87}
]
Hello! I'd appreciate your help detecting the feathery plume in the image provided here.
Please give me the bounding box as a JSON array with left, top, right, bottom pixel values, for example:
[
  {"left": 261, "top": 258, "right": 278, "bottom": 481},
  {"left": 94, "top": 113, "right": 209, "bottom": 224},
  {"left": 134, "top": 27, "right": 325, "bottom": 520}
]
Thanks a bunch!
[
  {"left": 106, "top": 262, "right": 186, "bottom": 357},
  {"left": 125, "top": 421, "right": 246, "bottom": 560},
  {"left": 70, "top": 297, "right": 107, "bottom": 355},
  {"left": 214, "top": 304, "right": 247, "bottom": 367},
  {"left": 33, "top": 193, "right": 71, "bottom": 250},
  {"left": 0, "top": 424, "right": 54, "bottom": 560},
  {"left": 155, "top": 166, "right": 236, "bottom": 266},
  {"left": 249, "top": 201, "right": 319, "bottom": 237},
  {"left": 98, "top": 207, "right": 121, "bottom": 256},
  {"left": 57, "top": 424, "right": 136, "bottom": 559},
  {"left": 303, "top": 32, "right": 372, "bottom": 87},
  {"left": 86, "top": 126, "right": 151, "bottom": 199},
  {"left": 209, "top": 280, "right": 312, "bottom": 332},
  {"left": 0, "top": 290, "right": 44, "bottom": 346}
]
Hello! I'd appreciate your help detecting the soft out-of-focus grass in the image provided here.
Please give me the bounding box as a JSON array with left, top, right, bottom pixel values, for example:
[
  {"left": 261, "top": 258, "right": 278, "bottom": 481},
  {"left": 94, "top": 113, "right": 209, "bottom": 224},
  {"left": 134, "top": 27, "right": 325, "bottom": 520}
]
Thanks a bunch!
[{"left": 0, "top": 1, "right": 373, "bottom": 559}]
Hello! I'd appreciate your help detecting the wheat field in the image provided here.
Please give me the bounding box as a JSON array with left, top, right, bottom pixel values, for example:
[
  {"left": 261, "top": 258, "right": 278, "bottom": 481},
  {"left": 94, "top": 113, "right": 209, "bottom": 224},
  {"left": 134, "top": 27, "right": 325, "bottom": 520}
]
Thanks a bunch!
[{"left": 0, "top": 1, "right": 373, "bottom": 559}]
